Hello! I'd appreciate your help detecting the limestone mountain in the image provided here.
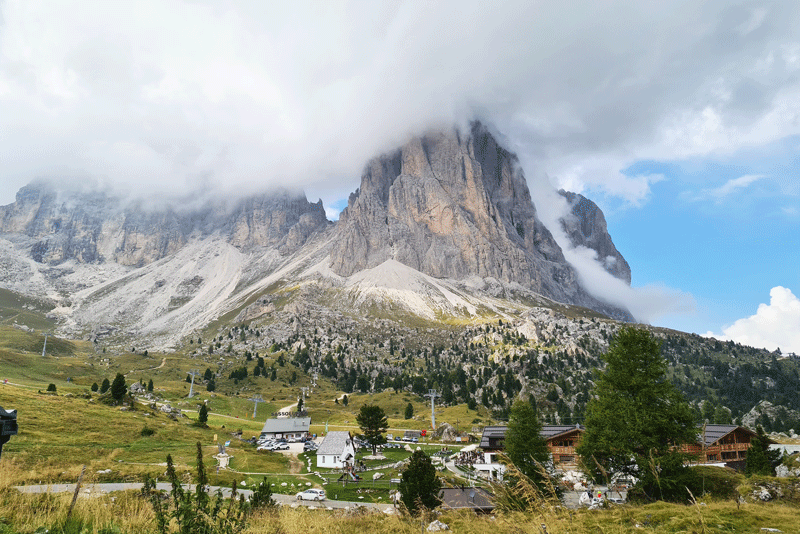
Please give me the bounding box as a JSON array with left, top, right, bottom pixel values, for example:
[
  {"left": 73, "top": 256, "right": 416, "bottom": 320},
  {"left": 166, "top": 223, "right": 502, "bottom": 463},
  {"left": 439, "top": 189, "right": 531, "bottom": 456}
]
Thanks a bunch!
[
  {"left": 559, "top": 190, "right": 631, "bottom": 284},
  {"left": 0, "top": 121, "right": 633, "bottom": 346},
  {"left": 330, "top": 122, "right": 630, "bottom": 318},
  {"left": 0, "top": 183, "right": 329, "bottom": 266}
]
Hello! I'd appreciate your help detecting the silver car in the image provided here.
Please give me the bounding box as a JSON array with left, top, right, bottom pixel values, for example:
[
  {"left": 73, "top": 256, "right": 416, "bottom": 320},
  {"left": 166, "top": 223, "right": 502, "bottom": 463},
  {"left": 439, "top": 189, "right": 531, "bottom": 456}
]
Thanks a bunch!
[{"left": 296, "top": 488, "right": 326, "bottom": 501}]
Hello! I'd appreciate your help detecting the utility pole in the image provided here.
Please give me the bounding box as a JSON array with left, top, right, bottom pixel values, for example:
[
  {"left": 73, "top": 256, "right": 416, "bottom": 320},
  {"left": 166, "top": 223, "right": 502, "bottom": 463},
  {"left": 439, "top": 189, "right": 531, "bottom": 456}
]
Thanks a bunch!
[
  {"left": 424, "top": 389, "right": 441, "bottom": 430},
  {"left": 41, "top": 333, "right": 48, "bottom": 357},
  {"left": 300, "top": 386, "right": 309, "bottom": 399},
  {"left": 249, "top": 394, "right": 264, "bottom": 418},
  {"left": 187, "top": 369, "right": 199, "bottom": 398}
]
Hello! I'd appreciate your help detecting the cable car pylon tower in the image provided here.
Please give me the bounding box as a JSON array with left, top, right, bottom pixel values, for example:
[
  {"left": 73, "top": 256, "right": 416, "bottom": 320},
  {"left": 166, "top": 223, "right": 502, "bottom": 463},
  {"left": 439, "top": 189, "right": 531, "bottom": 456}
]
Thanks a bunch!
[{"left": 424, "top": 389, "right": 441, "bottom": 430}]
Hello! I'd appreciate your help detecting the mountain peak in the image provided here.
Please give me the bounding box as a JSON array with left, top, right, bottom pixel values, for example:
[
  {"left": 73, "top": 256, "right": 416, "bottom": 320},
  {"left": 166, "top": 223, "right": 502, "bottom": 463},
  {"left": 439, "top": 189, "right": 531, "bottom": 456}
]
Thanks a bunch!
[{"left": 329, "top": 122, "right": 630, "bottom": 318}]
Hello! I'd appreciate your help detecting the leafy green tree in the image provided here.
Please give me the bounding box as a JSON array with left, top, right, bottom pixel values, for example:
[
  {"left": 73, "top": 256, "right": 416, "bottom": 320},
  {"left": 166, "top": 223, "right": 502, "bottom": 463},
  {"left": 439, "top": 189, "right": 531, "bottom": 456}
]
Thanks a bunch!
[
  {"left": 745, "top": 426, "right": 782, "bottom": 476},
  {"left": 100, "top": 378, "right": 110, "bottom": 394},
  {"left": 404, "top": 402, "right": 414, "bottom": 420},
  {"left": 356, "top": 404, "right": 388, "bottom": 455},
  {"left": 577, "top": 327, "right": 697, "bottom": 502},
  {"left": 398, "top": 450, "right": 441, "bottom": 515},
  {"left": 198, "top": 403, "right": 208, "bottom": 426},
  {"left": 505, "top": 398, "right": 551, "bottom": 488},
  {"left": 110, "top": 373, "right": 127, "bottom": 403}
]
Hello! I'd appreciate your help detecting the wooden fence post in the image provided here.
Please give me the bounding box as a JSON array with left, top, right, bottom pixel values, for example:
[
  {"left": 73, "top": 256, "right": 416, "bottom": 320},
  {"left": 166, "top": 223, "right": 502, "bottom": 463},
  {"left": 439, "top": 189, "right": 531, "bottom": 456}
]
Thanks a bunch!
[{"left": 66, "top": 465, "right": 86, "bottom": 521}]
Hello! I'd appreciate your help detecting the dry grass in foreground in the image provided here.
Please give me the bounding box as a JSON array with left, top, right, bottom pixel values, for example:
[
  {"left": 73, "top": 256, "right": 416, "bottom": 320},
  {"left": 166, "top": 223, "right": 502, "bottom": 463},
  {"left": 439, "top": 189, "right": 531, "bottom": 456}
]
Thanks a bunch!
[{"left": 1, "top": 484, "right": 799, "bottom": 534}]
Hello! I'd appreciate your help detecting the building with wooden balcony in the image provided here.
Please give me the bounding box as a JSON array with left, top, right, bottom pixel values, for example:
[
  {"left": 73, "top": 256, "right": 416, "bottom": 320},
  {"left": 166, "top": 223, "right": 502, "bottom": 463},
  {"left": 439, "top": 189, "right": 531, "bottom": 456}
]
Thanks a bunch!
[
  {"left": 682, "top": 424, "right": 770, "bottom": 468},
  {"left": 541, "top": 425, "right": 585, "bottom": 465},
  {"left": 477, "top": 424, "right": 585, "bottom": 467}
]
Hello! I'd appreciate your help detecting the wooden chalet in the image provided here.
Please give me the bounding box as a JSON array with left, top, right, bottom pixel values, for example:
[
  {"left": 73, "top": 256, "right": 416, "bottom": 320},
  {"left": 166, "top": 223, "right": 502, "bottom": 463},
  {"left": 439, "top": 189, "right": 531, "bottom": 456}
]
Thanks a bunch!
[
  {"left": 477, "top": 424, "right": 585, "bottom": 466},
  {"left": 682, "top": 424, "right": 770, "bottom": 467},
  {"left": 541, "top": 425, "right": 585, "bottom": 465}
]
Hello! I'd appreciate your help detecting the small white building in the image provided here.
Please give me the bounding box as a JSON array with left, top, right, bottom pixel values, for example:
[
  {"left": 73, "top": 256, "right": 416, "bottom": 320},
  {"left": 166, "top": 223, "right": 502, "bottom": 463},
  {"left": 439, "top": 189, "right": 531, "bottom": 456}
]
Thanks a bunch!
[
  {"left": 316, "top": 431, "right": 356, "bottom": 469},
  {"left": 259, "top": 417, "right": 310, "bottom": 440}
]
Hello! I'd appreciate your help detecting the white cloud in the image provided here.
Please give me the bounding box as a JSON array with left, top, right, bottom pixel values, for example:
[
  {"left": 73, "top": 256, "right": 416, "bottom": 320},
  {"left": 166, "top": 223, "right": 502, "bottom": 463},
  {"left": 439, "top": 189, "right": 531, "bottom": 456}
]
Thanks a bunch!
[
  {"left": 691, "top": 174, "right": 765, "bottom": 202},
  {"left": 705, "top": 286, "right": 800, "bottom": 354},
  {"left": 527, "top": 181, "right": 695, "bottom": 323},
  {"left": 3, "top": 1, "right": 800, "bottom": 207},
  {"left": 564, "top": 244, "right": 696, "bottom": 324}
]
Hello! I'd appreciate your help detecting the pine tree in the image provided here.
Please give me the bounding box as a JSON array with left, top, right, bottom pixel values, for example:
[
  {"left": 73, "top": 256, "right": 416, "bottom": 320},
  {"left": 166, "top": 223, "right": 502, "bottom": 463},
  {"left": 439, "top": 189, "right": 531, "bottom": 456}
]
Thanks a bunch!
[
  {"left": 356, "top": 404, "right": 388, "bottom": 455},
  {"left": 745, "top": 426, "right": 781, "bottom": 476},
  {"left": 505, "top": 398, "right": 551, "bottom": 488},
  {"left": 91, "top": 382, "right": 99, "bottom": 392},
  {"left": 100, "top": 378, "right": 110, "bottom": 394},
  {"left": 398, "top": 450, "right": 441, "bottom": 514},
  {"left": 577, "top": 327, "right": 697, "bottom": 502},
  {"left": 404, "top": 402, "right": 414, "bottom": 420},
  {"left": 147, "top": 378, "right": 154, "bottom": 393},
  {"left": 110, "top": 373, "right": 127, "bottom": 403},
  {"left": 198, "top": 403, "right": 208, "bottom": 426}
]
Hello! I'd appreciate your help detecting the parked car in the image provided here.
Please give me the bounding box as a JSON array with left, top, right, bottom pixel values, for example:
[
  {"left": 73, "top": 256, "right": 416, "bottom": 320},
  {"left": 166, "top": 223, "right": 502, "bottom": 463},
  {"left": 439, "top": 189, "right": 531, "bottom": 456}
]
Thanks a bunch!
[
  {"left": 296, "top": 489, "right": 326, "bottom": 501},
  {"left": 273, "top": 443, "right": 290, "bottom": 451}
]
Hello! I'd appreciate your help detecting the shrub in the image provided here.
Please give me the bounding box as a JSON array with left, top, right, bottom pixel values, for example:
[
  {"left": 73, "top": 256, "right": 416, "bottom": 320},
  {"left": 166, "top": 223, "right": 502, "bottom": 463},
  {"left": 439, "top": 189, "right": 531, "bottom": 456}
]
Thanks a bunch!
[
  {"left": 249, "top": 478, "right": 275, "bottom": 510},
  {"left": 142, "top": 443, "right": 248, "bottom": 534}
]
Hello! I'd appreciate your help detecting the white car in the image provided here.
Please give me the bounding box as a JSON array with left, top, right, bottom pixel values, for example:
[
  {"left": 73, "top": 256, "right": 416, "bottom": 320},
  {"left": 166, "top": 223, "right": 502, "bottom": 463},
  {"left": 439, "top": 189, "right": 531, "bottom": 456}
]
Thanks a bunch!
[{"left": 296, "top": 488, "right": 326, "bottom": 501}]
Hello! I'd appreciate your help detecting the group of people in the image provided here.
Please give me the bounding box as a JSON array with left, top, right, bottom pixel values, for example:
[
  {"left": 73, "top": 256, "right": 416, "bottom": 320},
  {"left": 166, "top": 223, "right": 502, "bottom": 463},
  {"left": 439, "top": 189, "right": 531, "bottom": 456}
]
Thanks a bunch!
[{"left": 453, "top": 449, "right": 482, "bottom": 466}]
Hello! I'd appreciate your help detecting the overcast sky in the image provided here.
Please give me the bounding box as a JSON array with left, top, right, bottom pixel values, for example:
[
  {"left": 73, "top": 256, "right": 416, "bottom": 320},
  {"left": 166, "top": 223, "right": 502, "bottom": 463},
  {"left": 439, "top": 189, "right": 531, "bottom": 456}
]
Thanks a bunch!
[{"left": 0, "top": 0, "right": 798, "bottom": 351}]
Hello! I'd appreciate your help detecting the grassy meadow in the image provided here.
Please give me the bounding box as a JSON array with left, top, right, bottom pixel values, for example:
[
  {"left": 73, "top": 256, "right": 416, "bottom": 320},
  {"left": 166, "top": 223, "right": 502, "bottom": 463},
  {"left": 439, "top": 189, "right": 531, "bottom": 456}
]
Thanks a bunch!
[{"left": 2, "top": 323, "right": 800, "bottom": 533}]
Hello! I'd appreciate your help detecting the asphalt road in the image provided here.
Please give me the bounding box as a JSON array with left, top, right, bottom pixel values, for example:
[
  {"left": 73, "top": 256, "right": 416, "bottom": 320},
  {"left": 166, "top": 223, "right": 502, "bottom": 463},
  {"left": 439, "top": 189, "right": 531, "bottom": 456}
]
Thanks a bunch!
[{"left": 13, "top": 483, "right": 396, "bottom": 512}]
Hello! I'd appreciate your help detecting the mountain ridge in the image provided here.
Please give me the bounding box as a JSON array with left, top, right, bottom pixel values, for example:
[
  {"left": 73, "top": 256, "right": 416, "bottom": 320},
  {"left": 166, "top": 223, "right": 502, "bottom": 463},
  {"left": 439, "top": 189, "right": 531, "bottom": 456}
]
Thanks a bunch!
[{"left": 0, "top": 122, "right": 633, "bottom": 346}]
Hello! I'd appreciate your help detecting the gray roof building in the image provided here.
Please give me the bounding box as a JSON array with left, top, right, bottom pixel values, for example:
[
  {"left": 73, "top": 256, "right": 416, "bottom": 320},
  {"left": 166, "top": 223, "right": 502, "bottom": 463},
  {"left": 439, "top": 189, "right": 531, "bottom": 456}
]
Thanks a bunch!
[
  {"left": 317, "top": 431, "right": 353, "bottom": 456},
  {"left": 540, "top": 424, "right": 585, "bottom": 439},
  {"left": 438, "top": 487, "right": 494, "bottom": 513},
  {"left": 696, "top": 424, "right": 752, "bottom": 446},
  {"left": 259, "top": 417, "right": 311, "bottom": 436},
  {"left": 479, "top": 426, "right": 507, "bottom": 450}
]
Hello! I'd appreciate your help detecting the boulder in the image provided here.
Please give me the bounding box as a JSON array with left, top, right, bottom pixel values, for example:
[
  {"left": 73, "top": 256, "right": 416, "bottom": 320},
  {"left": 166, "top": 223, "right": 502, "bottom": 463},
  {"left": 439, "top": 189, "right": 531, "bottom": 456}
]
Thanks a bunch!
[{"left": 427, "top": 520, "right": 449, "bottom": 532}]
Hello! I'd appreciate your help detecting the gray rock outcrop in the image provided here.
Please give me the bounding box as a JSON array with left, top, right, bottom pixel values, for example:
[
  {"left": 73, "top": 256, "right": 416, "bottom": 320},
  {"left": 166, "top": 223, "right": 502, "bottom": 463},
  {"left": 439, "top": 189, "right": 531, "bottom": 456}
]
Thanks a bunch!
[
  {"left": 0, "top": 183, "right": 329, "bottom": 266},
  {"left": 559, "top": 191, "right": 631, "bottom": 284},
  {"left": 330, "top": 122, "right": 631, "bottom": 317}
]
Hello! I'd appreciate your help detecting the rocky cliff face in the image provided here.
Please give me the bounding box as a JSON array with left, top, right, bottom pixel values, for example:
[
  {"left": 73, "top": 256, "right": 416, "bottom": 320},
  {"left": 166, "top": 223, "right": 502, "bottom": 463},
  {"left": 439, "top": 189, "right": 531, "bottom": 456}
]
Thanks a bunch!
[
  {"left": 330, "top": 122, "right": 630, "bottom": 315},
  {"left": 0, "top": 121, "right": 635, "bottom": 344},
  {"left": 0, "top": 183, "right": 329, "bottom": 266},
  {"left": 559, "top": 190, "right": 631, "bottom": 284}
]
